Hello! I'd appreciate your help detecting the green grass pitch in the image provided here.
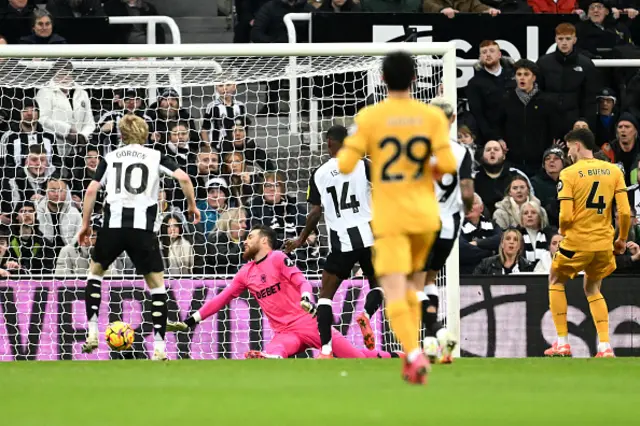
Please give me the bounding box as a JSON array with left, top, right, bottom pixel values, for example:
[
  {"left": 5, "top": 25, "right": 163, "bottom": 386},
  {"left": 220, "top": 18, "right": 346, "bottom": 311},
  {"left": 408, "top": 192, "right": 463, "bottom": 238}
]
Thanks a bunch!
[{"left": 1, "top": 358, "right": 639, "bottom": 426}]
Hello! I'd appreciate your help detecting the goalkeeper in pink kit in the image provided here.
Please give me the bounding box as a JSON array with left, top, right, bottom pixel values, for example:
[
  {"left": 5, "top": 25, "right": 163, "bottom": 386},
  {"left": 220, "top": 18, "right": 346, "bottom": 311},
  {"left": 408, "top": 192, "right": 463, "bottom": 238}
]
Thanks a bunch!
[{"left": 167, "top": 225, "right": 397, "bottom": 359}]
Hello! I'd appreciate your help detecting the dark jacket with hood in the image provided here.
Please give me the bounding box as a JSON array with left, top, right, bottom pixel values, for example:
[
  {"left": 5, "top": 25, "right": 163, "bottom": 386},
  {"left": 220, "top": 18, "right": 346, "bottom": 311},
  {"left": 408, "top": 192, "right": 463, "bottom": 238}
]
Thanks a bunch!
[
  {"left": 466, "top": 58, "right": 516, "bottom": 144},
  {"left": 474, "top": 163, "right": 532, "bottom": 214},
  {"left": 536, "top": 48, "right": 600, "bottom": 131},
  {"left": 473, "top": 254, "right": 535, "bottom": 275},
  {"left": 251, "top": 0, "right": 314, "bottom": 43}
]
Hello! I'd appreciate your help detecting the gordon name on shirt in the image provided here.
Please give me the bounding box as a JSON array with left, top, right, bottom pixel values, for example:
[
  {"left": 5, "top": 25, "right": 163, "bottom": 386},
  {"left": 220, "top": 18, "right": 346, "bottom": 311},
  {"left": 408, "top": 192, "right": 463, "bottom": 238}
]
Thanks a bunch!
[{"left": 115, "top": 149, "right": 147, "bottom": 160}]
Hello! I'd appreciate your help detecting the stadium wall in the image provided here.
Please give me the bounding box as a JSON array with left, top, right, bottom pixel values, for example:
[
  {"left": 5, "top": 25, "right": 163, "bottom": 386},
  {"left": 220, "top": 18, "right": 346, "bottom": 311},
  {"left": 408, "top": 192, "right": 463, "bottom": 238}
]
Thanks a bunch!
[{"left": 1, "top": 276, "right": 638, "bottom": 361}]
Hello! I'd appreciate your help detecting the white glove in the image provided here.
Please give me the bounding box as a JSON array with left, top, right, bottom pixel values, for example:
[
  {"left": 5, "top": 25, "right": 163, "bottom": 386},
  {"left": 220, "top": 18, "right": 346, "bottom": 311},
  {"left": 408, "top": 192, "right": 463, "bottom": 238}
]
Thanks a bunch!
[{"left": 300, "top": 293, "right": 317, "bottom": 317}]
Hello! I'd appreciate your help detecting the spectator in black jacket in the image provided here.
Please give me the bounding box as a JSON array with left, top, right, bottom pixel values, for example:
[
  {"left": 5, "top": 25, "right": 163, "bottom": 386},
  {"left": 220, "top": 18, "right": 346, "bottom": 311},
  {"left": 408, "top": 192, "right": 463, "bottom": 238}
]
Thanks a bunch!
[
  {"left": 70, "top": 145, "right": 102, "bottom": 212},
  {"left": 251, "top": 0, "right": 314, "bottom": 43},
  {"left": 596, "top": 87, "right": 617, "bottom": 148},
  {"left": 609, "top": 112, "right": 640, "bottom": 184},
  {"left": 19, "top": 9, "right": 67, "bottom": 44},
  {"left": 2, "top": 0, "right": 35, "bottom": 18},
  {"left": 614, "top": 240, "right": 640, "bottom": 273},
  {"left": 473, "top": 228, "right": 535, "bottom": 275},
  {"left": 249, "top": 171, "right": 305, "bottom": 243},
  {"left": 103, "top": 0, "right": 165, "bottom": 44},
  {"left": 189, "top": 143, "right": 221, "bottom": 200},
  {"left": 219, "top": 117, "right": 276, "bottom": 172},
  {"left": 46, "top": 0, "right": 105, "bottom": 17},
  {"left": 234, "top": 0, "right": 269, "bottom": 43},
  {"left": 460, "top": 193, "right": 502, "bottom": 274},
  {"left": 536, "top": 23, "right": 600, "bottom": 132},
  {"left": 499, "top": 59, "right": 561, "bottom": 177},
  {"left": 474, "top": 140, "right": 531, "bottom": 215},
  {"left": 531, "top": 147, "right": 566, "bottom": 215},
  {"left": 205, "top": 207, "right": 248, "bottom": 275},
  {"left": 576, "top": 0, "right": 633, "bottom": 58},
  {"left": 466, "top": 40, "right": 515, "bottom": 145},
  {"left": 9, "top": 201, "right": 56, "bottom": 274},
  {"left": 146, "top": 89, "right": 198, "bottom": 147}
]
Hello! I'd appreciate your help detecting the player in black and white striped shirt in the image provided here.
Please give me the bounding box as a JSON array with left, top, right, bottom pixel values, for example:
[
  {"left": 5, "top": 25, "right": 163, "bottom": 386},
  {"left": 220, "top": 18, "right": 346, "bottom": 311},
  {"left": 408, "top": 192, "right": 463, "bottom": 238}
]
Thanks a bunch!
[
  {"left": 200, "top": 83, "right": 246, "bottom": 148},
  {"left": 78, "top": 114, "right": 200, "bottom": 361},
  {"left": 285, "top": 125, "right": 386, "bottom": 358}
]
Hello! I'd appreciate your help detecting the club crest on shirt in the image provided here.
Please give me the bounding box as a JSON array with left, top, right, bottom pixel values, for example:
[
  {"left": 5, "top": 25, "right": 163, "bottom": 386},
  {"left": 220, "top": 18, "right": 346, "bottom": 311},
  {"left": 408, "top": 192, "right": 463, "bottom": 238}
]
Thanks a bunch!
[
  {"left": 557, "top": 180, "right": 563, "bottom": 192},
  {"left": 284, "top": 257, "right": 294, "bottom": 267},
  {"left": 260, "top": 274, "right": 267, "bottom": 283}
]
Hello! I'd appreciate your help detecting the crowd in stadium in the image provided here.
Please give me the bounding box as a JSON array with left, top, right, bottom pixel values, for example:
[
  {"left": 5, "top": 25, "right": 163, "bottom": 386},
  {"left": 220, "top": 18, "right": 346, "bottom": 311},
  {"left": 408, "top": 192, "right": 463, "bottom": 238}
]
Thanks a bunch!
[{"left": 2, "top": 1, "right": 640, "bottom": 278}]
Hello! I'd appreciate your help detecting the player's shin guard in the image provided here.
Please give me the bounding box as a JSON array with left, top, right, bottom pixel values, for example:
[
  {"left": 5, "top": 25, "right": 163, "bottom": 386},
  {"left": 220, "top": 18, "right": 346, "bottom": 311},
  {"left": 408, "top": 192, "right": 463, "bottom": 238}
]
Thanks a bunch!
[
  {"left": 316, "top": 298, "right": 334, "bottom": 355},
  {"left": 364, "top": 287, "right": 384, "bottom": 319},
  {"left": 549, "top": 284, "right": 568, "bottom": 340},
  {"left": 386, "top": 299, "right": 419, "bottom": 357},
  {"left": 85, "top": 274, "right": 103, "bottom": 338},
  {"left": 588, "top": 293, "right": 610, "bottom": 344},
  {"left": 150, "top": 285, "right": 168, "bottom": 352}
]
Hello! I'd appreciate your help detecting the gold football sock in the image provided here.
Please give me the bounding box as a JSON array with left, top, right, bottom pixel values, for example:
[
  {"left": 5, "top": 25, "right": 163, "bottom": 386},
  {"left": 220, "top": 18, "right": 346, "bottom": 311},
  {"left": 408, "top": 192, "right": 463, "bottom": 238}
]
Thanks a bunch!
[
  {"left": 406, "top": 290, "right": 422, "bottom": 333},
  {"left": 549, "top": 284, "right": 568, "bottom": 337},
  {"left": 385, "top": 299, "right": 419, "bottom": 355},
  {"left": 588, "top": 293, "right": 610, "bottom": 343}
]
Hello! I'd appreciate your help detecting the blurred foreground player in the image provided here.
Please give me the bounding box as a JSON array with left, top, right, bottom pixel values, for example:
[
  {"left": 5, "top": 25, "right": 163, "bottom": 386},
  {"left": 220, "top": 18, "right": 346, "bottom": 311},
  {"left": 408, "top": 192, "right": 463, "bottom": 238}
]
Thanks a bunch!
[
  {"left": 79, "top": 115, "right": 200, "bottom": 361},
  {"left": 167, "top": 225, "right": 398, "bottom": 360},
  {"left": 337, "top": 51, "right": 457, "bottom": 384},
  {"left": 545, "top": 129, "right": 630, "bottom": 358},
  {"left": 285, "top": 125, "right": 383, "bottom": 358}
]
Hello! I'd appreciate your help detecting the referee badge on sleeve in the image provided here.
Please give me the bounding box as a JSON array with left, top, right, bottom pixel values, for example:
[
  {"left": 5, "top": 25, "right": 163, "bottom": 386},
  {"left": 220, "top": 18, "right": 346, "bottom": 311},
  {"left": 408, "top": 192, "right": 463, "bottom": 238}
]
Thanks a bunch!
[
  {"left": 284, "top": 256, "right": 294, "bottom": 267},
  {"left": 557, "top": 180, "right": 563, "bottom": 193}
]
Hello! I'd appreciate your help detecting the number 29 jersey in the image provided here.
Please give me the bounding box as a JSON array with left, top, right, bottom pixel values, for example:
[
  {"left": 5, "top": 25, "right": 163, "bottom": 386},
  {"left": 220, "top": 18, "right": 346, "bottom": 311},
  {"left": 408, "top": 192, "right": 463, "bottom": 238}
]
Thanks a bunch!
[
  {"left": 338, "top": 98, "right": 455, "bottom": 237},
  {"left": 93, "top": 144, "right": 179, "bottom": 232},
  {"left": 308, "top": 158, "right": 374, "bottom": 253},
  {"left": 557, "top": 158, "right": 627, "bottom": 252}
]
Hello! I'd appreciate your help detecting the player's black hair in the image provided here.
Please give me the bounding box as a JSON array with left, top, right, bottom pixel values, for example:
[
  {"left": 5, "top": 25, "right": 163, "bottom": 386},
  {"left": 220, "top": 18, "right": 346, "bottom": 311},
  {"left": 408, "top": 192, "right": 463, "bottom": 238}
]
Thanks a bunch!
[
  {"left": 565, "top": 128, "right": 598, "bottom": 151},
  {"left": 252, "top": 224, "right": 278, "bottom": 249},
  {"left": 326, "top": 125, "right": 348, "bottom": 144},
  {"left": 382, "top": 51, "right": 416, "bottom": 91}
]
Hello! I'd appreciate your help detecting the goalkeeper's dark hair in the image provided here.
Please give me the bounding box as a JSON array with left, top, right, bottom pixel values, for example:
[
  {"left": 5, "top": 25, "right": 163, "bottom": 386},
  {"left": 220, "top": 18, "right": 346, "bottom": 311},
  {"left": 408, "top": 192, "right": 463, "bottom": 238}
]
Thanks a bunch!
[
  {"left": 382, "top": 51, "right": 416, "bottom": 91},
  {"left": 252, "top": 224, "right": 278, "bottom": 249},
  {"left": 326, "top": 125, "right": 348, "bottom": 144},
  {"left": 565, "top": 128, "right": 598, "bottom": 151}
]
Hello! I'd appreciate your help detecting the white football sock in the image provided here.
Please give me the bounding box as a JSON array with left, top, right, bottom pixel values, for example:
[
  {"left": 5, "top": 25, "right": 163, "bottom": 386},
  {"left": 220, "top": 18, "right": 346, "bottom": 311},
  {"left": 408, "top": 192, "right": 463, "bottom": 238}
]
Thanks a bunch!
[
  {"left": 598, "top": 342, "right": 611, "bottom": 352},
  {"left": 557, "top": 336, "right": 569, "bottom": 346},
  {"left": 407, "top": 348, "right": 422, "bottom": 363}
]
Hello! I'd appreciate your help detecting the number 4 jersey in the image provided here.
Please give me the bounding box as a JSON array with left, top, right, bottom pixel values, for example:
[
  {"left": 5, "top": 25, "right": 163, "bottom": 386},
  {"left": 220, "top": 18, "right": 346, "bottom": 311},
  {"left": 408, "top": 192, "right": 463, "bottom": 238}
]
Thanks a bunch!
[
  {"left": 308, "top": 158, "right": 374, "bottom": 253},
  {"left": 557, "top": 158, "right": 627, "bottom": 252},
  {"left": 435, "top": 141, "right": 473, "bottom": 240},
  {"left": 93, "top": 144, "right": 179, "bottom": 231}
]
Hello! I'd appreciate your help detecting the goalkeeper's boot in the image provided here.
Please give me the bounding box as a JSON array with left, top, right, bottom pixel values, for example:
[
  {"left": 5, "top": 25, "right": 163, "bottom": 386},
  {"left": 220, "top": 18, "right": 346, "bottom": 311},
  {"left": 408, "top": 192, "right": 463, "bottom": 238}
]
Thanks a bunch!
[
  {"left": 403, "top": 353, "right": 430, "bottom": 385},
  {"left": 245, "top": 350, "right": 267, "bottom": 359},
  {"left": 423, "top": 336, "right": 439, "bottom": 364},
  {"left": 355, "top": 313, "right": 375, "bottom": 350},
  {"left": 437, "top": 330, "right": 458, "bottom": 365},
  {"left": 81, "top": 335, "right": 99, "bottom": 354},
  {"left": 166, "top": 321, "right": 189, "bottom": 332},
  {"left": 595, "top": 348, "right": 615, "bottom": 358},
  {"left": 152, "top": 349, "right": 168, "bottom": 361},
  {"left": 544, "top": 341, "right": 572, "bottom": 357}
]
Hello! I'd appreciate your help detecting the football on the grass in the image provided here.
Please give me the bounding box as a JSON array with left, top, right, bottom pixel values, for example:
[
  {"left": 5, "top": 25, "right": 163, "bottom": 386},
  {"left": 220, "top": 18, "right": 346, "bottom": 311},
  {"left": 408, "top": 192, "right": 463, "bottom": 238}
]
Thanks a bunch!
[{"left": 105, "top": 321, "right": 135, "bottom": 351}]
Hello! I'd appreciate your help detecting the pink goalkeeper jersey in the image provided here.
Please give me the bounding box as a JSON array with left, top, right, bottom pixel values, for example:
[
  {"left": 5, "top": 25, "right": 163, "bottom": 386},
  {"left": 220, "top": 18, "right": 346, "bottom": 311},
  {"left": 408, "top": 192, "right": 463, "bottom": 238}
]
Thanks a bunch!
[{"left": 198, "top": 250, "right": 314, "bottom": 332}]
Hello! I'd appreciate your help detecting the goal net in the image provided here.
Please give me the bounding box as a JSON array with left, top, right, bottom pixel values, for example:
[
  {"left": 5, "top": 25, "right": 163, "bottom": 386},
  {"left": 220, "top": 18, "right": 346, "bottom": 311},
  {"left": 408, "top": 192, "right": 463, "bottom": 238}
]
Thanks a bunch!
[{"left": 0, "top": 43, "right": 458, "bottom": 360}]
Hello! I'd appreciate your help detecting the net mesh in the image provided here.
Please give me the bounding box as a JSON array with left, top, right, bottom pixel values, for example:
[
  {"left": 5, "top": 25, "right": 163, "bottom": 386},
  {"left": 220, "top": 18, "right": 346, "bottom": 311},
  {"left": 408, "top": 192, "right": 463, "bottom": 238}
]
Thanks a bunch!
[{"left": 0, "top": 54, "right": 448, "bottom": 360}]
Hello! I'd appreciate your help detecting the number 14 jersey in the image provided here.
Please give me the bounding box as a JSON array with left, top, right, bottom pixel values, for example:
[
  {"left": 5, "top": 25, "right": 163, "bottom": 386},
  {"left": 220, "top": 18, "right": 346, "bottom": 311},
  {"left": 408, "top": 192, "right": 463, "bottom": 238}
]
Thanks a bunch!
[
  {"left": 557, "top": 158, "right": 627, "bottom": 252},
  {"left": 308, "top": 158, "right": 373, "bottom": 253},
  {"left": 94, "top": 144, "right": 179, "bottom": 231}
]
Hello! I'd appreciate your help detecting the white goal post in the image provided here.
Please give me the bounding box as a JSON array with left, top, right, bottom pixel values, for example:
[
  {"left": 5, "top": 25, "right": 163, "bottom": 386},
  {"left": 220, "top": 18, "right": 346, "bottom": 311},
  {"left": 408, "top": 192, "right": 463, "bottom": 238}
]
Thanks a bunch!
[{"left": 0, "top": 42, "right": 460, "bottom": 359}]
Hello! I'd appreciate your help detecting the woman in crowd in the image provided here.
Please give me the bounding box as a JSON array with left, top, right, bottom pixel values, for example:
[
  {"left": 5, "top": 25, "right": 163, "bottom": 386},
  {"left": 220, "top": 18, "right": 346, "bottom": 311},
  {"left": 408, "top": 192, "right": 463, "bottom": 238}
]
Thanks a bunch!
[
  {"left": 534, "top": 233, "right": 564, "bottom": 273},
  {"left": 205, "top": 207, "right": 248, "bottom": 275},
  {"left": 160, "top": 214, "right": 195, "bottom": 275},
  {"left": 493, "top": 175, "right": 541, "bottom": 229},
  {"left": 473, "top": 228, "right": 535, "bottom": 275},
  {"left": 223, "top": 151, "right": 258, "bottom": 206},
  {"left": 518, "top": 200, "right": 556, "bottom": 265}
]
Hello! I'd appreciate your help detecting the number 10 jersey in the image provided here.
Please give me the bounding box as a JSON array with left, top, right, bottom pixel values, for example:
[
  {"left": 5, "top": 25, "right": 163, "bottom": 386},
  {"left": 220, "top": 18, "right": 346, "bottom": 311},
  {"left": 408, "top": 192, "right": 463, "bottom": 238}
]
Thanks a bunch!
[
  {"left": 308, "top": 158, "right": 374, "bottom": 253},
  {"left": 93, "top": 144, "right": 179, "bottom": 232}
]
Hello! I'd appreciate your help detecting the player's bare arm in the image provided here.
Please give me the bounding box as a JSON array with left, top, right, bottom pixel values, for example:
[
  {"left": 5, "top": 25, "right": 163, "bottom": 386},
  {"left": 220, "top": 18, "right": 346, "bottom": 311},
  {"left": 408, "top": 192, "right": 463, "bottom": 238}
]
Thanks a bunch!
[
  {"left": 172, "top": 168, "right": 201, "bottom": 224},
  {"left": 284, "top": 204, "right": 322, "bottom": 253},
  {"left": 460, "top": 178, "right": 474, "bottom": 212},
  {"left": 78, "top": 180, "right": 102, "bottom": 245}
]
